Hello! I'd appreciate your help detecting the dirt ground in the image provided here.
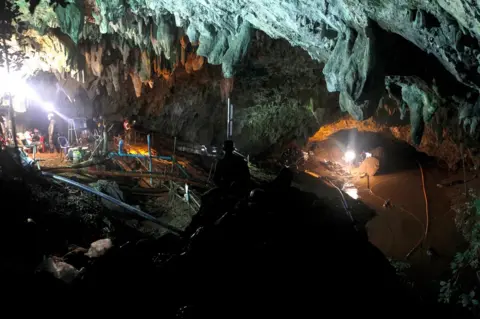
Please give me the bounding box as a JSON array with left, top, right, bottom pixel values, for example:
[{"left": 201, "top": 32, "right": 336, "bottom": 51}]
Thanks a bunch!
[
  {"left": 30, "top": 151, "right": 67, "bottom": 168},
  {"left": 32, "top": 134, "right": 472, "bottom": 285},
  {"left": 302, "top": 132, "right": 475, "bottom": 286}
]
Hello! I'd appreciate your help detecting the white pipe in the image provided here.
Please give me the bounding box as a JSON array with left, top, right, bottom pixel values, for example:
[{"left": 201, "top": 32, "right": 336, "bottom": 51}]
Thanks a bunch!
[
  {"left": 227, "top": 98, "right": 230, "bottom": 139},
  {"left": 42, "top": 172, "right": 183, "bottom": 236},
  {"left": 229, "top": 103, "right": 233, "bottom": 137}
]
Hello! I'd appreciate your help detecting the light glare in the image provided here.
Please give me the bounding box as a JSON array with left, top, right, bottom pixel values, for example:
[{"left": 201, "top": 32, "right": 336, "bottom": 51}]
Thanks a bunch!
[
  {"left": 43, "top": 102, "right": 54, "bottom": 112},
  {"left": 344, "top": 187, "right": 359, "bottom": 200},
  {"left": 344, "top": 150, "right": 356, "bottom": 163}
]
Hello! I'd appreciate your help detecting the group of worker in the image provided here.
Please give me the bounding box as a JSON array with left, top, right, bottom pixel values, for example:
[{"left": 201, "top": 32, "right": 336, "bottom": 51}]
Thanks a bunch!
[{"left": 16, "top": 129, "right": 44, "bottom": 150}]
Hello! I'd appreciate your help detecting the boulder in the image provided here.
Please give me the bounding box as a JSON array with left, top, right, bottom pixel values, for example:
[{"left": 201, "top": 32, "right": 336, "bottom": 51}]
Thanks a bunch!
[
  {"left": 359, "top": 157, "right": 380, "bottom": 176},
  {"left": 85, "top": 238, "right": 113, "bottom": 258}
]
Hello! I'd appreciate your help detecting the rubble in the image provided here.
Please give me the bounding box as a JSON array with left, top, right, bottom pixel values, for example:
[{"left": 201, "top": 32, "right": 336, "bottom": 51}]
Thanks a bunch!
[
  {"left": 85, "top": 238, "right": 113, "bottom": 258},
  {"left": 36, "top": 257, "right": 84, "bottom": 284},
  {"left": 90, "top": 180, "right": 124, "bottom": 211}
]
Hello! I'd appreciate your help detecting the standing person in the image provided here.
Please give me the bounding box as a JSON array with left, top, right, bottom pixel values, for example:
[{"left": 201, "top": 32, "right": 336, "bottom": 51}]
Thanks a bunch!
[
  {"left": 213, "top": 140, "right": 250, "bottom": 192},
  {"left": 123, "top": 117, "right": 131, "bottom": 144},
  {"left": 48, "top": 113, "right": 56, "bottom": 153}
]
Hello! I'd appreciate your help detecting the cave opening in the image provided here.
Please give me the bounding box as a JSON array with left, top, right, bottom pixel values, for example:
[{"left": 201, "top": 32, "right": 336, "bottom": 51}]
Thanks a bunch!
[{"left": 309, "top": 128, "right": 433, "bottom": 173}]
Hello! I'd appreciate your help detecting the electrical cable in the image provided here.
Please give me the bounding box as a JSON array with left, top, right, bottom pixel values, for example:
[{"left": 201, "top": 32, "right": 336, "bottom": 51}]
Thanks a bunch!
[
  {"left": 405, "top": 161, "right": 429, "bottom": 259},
  {"left": 322, "top": 176, "right": 355, "bottom": 224}
]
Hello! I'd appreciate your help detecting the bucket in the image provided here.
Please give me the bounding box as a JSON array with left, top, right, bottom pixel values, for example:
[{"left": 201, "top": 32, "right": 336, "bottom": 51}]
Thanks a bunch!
[{"left": 73, "top": 150, "right": 82, "bottom": 163}]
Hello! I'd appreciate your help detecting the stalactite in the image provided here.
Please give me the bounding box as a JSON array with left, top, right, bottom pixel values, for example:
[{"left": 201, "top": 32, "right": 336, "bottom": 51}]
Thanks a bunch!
[
  {"left": 85, "top": 42, "right": 104, "bottom": 77},
  {"left": 153, "top": 55, "right": 162, "bottom": 76},
  {"left": 130, "top": 72, "right": 143, "bottom": 98},
  {"left": 386, "top": 76, "right": 443, "bottom": 145},
  {"left": 323, "top": 26, "right": 384, "bottom": 121},
  {"left": 105, "top": 80, "right": 114, "bottom": 96},
  {"left": 185, "top": 55, "right": 204, "bottom": 74},
  {"left": 151, "top": 15, "right": 175, "bottom": 60},
  {"left": 180, "top": 35, "right": 188, "bottom": 66},
  {"left": 139, "top": 50, "right": 151, "bottom": 81},
  {"left": 107, "top": 61, "right": 120, "bottom": 92},
  {"left": 54, "top": 1, "right": 84, "bottom": 44},
  {"left": 153, "top": 53, "right": 174, "bottom": 81}
]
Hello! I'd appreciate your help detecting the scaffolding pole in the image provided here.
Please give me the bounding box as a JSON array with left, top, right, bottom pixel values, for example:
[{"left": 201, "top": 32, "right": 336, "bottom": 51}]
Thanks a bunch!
[
  {"left": 227, "top": 98, "right": 230, "bottom": 139},
  {"left": 229, "top": 102, "right": 233, "bottom": 139},
  {"left": 147, "top": 134, "right": 153, "bottom": 185},
  {"left": 227, "top": 98, "right": 233, "bottom": 140}
]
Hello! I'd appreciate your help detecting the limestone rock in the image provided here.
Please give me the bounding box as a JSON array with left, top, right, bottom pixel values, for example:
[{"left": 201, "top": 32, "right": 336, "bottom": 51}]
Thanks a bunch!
[
  {"left": 324, "top": 26, "right": 384, "bottom": 121},
  {"left": 36, "top": 257, "right": 82, "bottom": 284},
  {"left": 85, "top": 238, "right": 113, "bottom": 258},
  {"left": 386, "top": 76, "right": 443, "bottom": 145},
  {"left": 358, "top": 157, "right": 380, "bottom": 177}
]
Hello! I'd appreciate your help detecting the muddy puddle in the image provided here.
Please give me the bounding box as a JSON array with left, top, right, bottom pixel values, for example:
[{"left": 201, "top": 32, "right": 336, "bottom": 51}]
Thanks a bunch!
[{"left": 302, "top": 129, "right": 472, "bottom": 284}]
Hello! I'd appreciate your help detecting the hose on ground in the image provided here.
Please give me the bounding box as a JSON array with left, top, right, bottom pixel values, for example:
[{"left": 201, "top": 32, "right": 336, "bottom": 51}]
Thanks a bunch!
[
  {"left": 406, "top": 161, "right": 429, "bottom": 259},
  {"left": 322, "top": 176, "right": 354, "bottom": 224}
]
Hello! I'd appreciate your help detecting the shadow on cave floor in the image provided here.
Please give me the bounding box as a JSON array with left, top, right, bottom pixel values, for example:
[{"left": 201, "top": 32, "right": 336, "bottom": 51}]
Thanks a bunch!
[{"left": 302, "top": 129, "right": 467, "bottom": 289}]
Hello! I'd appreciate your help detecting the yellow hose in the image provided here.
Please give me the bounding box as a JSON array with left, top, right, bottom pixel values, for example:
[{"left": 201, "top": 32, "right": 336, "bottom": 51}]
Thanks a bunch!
[{"left": 406, "top": 161, "right": 429, "bottom": 259}]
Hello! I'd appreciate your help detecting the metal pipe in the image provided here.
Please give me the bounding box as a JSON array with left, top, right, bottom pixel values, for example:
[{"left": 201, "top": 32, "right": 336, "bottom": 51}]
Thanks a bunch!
[
  {"left": 41, "top": 172, "right": 184, "bottom": 236},
  {"left": 176, "top": 163, "right": 189, "bottom": 178},
  {"left": 109, "top": 152, "right": 172, "bottom": 161},
  {"left": 102, "top": 129, "right": 108, "bottom": 155},
  {"left": 47, "top": 168, "right": 208, "bottom": 186},
  {"left": 229, "top": 102, "right": 233, "bottom": 138},
  {"left": 227, "top": 98, "right": 230, "bottom": 139},
  {"left": 148, "top": 134, "right": 153, "bottom": 185},
  {"left": 172, "top": 137, "right": 177, "bottom": 174}
]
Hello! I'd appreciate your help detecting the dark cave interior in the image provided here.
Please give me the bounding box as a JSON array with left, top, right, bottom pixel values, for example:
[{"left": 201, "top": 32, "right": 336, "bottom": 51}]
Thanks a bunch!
[{"left": 1, "top": 0, "right": 480, "bottom": 317}]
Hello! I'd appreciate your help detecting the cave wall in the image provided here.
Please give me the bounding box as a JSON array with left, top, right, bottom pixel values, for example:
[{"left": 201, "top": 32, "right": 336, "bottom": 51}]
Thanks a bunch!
[
  {"left": 11, "top": 0, "right": 480, "bottom": 155},
  {"left": 65, "top": 33, "right": 341, "bottom": 153}
]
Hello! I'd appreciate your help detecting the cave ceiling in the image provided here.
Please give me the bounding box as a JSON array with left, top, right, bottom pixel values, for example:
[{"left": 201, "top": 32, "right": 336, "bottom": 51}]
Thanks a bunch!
[{"left": 5, "top": 0, "right": 480, "bottom": 151}]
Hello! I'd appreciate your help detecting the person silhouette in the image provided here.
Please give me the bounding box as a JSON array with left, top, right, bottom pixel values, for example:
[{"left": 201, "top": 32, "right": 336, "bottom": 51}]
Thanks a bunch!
[{"left": 213, "top": 140, "right": 250, "bottom": 192}]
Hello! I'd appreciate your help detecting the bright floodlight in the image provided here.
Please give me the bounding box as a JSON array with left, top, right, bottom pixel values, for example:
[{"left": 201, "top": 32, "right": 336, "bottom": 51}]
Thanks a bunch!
[
  {"left": 43, "top": 102, "right": 54, "bottom": 112},
  {"left": 344, "top": 150, "right": 356, "bottom": 163}
]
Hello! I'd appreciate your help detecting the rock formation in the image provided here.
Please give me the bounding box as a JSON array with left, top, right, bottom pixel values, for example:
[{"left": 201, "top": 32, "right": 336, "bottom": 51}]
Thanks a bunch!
[{"left": 8, "top": 0, "right": 480, "bottom": 155}]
